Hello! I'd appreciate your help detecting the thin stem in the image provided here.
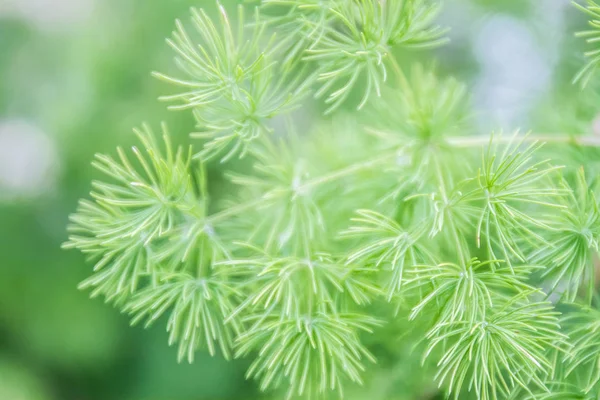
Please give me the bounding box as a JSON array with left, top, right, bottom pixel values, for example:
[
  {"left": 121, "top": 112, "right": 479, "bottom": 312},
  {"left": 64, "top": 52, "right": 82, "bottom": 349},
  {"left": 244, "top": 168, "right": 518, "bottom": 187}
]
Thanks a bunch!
[
  {"left": 298, "top": 151, "right": 397, "bottom": 190},
  {"left": 388, "top": 54, "right": 411, "bottom": 92},
  {"left": 205, "top": 133, "right": 599, "bottom": 225},
  {"left": 207, "top": 197, "right": 266, "bottom": 224},
  {"left": 385, "top": 49, "right": 600, "bottom": 150},
  {"left": 197, "top": 259, "right": 210, "bottom": 279},
  {"left": 447, "top": 134, "right": 600, "bottom": 148},
  {"left": 431, "top": 150, "right": 467, "bottom": 264},
  {"left": 205, "top": 151, "right": 397, "bottom": 224}
]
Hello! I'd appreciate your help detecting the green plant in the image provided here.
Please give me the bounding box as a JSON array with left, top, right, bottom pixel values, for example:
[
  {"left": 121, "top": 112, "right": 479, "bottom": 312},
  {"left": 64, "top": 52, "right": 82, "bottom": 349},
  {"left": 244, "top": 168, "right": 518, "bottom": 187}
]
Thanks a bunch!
[
  {"left": 65, "top": 1, "right": 600, "bottom": 399},
  {"left": 574, "top": 0, "right": 600, "bottom": 87}
]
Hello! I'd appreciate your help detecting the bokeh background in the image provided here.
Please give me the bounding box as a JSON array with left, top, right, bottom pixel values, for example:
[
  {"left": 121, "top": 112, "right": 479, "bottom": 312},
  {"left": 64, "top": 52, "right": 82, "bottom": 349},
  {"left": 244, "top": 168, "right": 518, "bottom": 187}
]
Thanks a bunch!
[{"left": 0, "top": 0, "right": 596, "bottom": 399}]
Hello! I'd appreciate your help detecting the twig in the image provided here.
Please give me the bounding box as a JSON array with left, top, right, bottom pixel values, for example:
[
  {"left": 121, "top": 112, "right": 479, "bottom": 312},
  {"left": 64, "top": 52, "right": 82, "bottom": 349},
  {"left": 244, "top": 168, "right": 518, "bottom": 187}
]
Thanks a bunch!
[{"left": 447, "top": 134, "right": 600, "bottom": 148}]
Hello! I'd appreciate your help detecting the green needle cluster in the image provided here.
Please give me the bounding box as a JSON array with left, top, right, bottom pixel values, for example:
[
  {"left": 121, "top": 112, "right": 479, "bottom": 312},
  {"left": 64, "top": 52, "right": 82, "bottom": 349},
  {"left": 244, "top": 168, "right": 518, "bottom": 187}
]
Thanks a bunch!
[{"left": 64, "top": 1, "right": 600, "bottom": 399}]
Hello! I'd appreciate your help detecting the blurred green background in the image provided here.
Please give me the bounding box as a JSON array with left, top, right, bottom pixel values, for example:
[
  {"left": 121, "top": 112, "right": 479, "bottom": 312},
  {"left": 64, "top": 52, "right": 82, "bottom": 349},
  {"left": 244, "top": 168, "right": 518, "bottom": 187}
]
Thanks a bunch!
[{"left": 0, "top": 0, "right": 594, "bottom": 399}]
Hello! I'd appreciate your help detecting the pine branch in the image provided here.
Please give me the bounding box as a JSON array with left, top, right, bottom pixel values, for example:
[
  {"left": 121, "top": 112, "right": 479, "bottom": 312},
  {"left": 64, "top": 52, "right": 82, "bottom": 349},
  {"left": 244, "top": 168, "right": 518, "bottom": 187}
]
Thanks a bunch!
[
  {"left": 574, "top": 0, "right": 600, "bottom": 87},
  {"left": 424, "top": 292, "right": 567, "bottom": 400},
  {"left": 64, "top": 124, "right": 201, "bottom": 303},
  {"left": 305, "top": 0, "right": 448, "bottom": 114},
  {"left": 64, "top": 1, "right": 600, "bottom": 399},
  {"left": 529, "top": 169, "right": 600, "bottom": 303},
  {"left": 447, "top": 134, "right": 600, "bottom": 148},
  {"left": 125, "top": 271, "right": 242, "bottom": 362},
  {"left": 236, "top": 312, "right": 380, "bottom": 399},
  {"left": 155, "top": 4, "right": 310, "bottom": 162}
]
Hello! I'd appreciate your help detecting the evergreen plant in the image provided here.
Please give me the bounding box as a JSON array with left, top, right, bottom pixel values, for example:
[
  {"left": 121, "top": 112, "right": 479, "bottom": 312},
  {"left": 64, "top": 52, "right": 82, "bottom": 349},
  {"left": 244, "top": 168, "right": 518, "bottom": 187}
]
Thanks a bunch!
[{"left": 65, "top": 1, "right": 600, "bottom": 399}]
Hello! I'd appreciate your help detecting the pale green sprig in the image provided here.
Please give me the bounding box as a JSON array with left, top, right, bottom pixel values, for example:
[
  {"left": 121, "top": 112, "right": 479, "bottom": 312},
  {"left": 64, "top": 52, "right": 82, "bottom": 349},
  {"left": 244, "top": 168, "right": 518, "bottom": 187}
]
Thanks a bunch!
[
  {"left": 64, "top": 124, "right": 245, "bottom": 364},
  {"left": 574, "top": 0, "right": 600, "bottom": 87},
  {"left": 305, "top": 0, "right": 449, "bottom": 113},
  {"left": 236, "top": 312, "right": 380, "bottom": 399},
  {"left": 218, "top": 247, "right": 379, "bottom": 321},
  {"left": 156, "top": 4, "right": 309, "bottom": 162},
  {"left": 470, "top": 135, "right": 566, "bottom": 270},
  {"left": 154, "top": 5, "right": 266, "bottom": 109},
  {"left": 64, "top": 1, "right": 600, "bottom": 397},
  {"left": 224, "top": 139, "right": 328, "bottom": 254},
  {"left": 341, "top": 209, "right": 434, "bottom": 300},
  {"left": 530, "top": 169, "right": 600, "bottom": 303},
  {"left": 125, "top": 271, "right": 242, "bottom": 362},
  {"left": 512, "top": 390, "right": 593, "bottom": 400},
  {"left": 405, "top": 259, "right": 537, "bottom": 330},
  {"left": 259, "top": 0, "right": 336, "bottom": 69},
  {"left": 364, "top": 65, "right": 472, "bottom": 205},
  {"left": 63, "top": 124, "right": 200, "bottom": 304},
  {"left": 424, "top": 292, "right": 566, "bottom": 400},
  {"left": 367, "top": 64, "right": 470, "bottom": 144},
  {"left": 427, "top": 180, "right": 480, "bottom": 262},
  {"left": 562, "top": 305, "right": 600, "bottom": 394}
]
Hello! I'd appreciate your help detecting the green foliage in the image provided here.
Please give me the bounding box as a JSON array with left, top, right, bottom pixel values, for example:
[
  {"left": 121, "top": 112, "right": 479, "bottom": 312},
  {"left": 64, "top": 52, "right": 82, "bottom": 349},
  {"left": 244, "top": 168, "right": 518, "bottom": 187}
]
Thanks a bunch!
[
  {"left": 563, "top": 305, "right": 600, "bottom": 394},
  {"left": 155, "top": 5, "right": 309, "bottom": 161},
  {"left": 64, "top": 1, "right": 600, "bottom": 399},
  {"left": 305, "top": 0, "right": 448, "bottom": 113},
  {"left": 223, "top": 138, "right": 331, "bottom": 253},
  {"left": 425, "top": 293, "right": 565, "bottom": 400},
  {"left": 126, "top": 271, "right": 241, "bottom": 362},
  {"left": 574, "top": 0, "right": 600, "bottom": 87},
  {"left": 342, "top": 209, "right": 433, "bottom": 300},
  {"left": 63, "top": 124, "right": 242, "bottom": 362},
  {"left": 260, "top": 0, "right": 337, "bottom": 69},
  {"left": 405, "top": 259, "right": 536, "bottom": 327},
  {"left": 472, "top": 137, "right": 565, "bottom": 270},
  {"left": 530, "top": 169, "right": 600, "bottom": 303},
  {"left": 64, "top": 124, "right": 200, "bottom": 304},
  {"left": 237, "top": 313, "right": 379, "bottom": 399},
  {"left": 368, "top": 64, "right": 470, "bottom": 144}
]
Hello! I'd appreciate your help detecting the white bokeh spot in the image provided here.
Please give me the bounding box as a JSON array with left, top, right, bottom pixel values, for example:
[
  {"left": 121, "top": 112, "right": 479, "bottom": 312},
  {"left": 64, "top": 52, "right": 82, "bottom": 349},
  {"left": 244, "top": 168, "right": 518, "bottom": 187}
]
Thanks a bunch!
[
  {"left": 0, "top": 0, "right": 95, "bottom": 32},
  {"left": 0, "top": 119, "right": 60, "bottom": 200}
]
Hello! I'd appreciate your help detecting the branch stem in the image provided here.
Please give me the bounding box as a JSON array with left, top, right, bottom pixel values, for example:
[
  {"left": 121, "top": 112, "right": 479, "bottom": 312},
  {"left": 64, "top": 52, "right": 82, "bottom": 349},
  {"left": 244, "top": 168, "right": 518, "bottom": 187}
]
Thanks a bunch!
[
  {"left": 207, "top": 197, "right": 267, "bottom": 224},
  {"left": 206, "top": 133, "right": 599, "bottom": 224},
  {"left": 386, "top": 53, "right": 600, "bottom": 149},
  {"left": 431, "top": 152, "right": 467, "bottom": 264},
  {"left": 298, "top": 152, "right": 397, "bottom": 190},
  {"left": 206, "top": 152, "right": 397, "bottom": 223},
  {"left": 447, "top": 134, "right": 600, "bottom": 147}
]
